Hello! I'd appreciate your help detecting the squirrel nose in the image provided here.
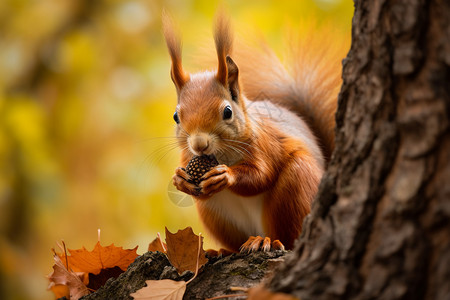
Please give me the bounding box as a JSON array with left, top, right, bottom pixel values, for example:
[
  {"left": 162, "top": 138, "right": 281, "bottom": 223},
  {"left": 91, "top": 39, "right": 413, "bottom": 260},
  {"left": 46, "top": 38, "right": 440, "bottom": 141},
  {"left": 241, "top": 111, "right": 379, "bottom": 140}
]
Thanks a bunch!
[{"left": 190, "top": 134, "right": 210, "bottom": 154}]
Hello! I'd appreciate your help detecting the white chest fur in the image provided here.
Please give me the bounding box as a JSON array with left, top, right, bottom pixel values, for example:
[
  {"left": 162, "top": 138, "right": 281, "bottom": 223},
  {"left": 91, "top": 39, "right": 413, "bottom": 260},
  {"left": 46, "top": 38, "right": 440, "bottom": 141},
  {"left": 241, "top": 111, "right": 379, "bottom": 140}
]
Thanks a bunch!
[{"left": 204, "top": 189, "right": 265, "bottom": 237}]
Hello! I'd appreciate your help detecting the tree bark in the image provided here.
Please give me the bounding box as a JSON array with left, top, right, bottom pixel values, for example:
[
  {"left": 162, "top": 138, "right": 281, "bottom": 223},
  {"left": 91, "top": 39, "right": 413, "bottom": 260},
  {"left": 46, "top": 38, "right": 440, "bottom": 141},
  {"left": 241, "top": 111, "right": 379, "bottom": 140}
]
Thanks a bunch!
[
  {"left": 80, "top": 250, "right": 286, "bottom": 300},
  {"left": 266, "top": 0, "right": 450, "bottom": 299},
  {"left": 67, "top": 1, "right": 450, "bottom": 299}
]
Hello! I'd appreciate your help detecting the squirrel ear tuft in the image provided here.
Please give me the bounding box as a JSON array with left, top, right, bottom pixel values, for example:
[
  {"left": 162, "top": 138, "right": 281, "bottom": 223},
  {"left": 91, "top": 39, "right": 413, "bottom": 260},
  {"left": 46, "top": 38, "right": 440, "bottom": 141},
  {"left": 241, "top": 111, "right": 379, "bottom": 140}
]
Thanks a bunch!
[
  {"left": 162, "top": 11, "right": 189, "bottom": 92},
  {"left": 226, "top": 56, "right": 240, "bottom": 102},
  {"left": 214, "top": 12, "right": 233, "bottom": 86}
]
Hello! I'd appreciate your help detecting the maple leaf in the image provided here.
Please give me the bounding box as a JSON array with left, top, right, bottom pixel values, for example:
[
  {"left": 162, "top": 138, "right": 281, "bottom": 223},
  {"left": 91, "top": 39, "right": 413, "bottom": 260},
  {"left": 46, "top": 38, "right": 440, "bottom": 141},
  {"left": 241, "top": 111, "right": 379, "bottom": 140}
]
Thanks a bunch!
[
  {"left": 47, "top": 254, "right": 89, "bottom": 300},
  {"left": 65, "top": 242, "right": 138, "bottom": 275},
  {"left": 165, "top": 227, "right": 208, "bottom": 275},
  {"left": 148, "top": 233, "right": 167, "bottom": 253},
  {"left": 48, "top": 237, "right": 139, "bottom": 299},
  {"left": 131, "top": 228, "right": 204, "bottom": 300},
  {"left": 130, "top": 279, "right": 186, "bottom": 300}
]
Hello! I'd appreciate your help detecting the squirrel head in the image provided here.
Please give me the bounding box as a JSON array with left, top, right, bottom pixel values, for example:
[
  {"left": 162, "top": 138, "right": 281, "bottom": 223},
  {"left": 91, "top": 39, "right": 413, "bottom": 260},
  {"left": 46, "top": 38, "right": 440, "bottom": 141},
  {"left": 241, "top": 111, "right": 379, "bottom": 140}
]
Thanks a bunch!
[{"left": 163, "top": 12, "right": 252, "bottom": 165}]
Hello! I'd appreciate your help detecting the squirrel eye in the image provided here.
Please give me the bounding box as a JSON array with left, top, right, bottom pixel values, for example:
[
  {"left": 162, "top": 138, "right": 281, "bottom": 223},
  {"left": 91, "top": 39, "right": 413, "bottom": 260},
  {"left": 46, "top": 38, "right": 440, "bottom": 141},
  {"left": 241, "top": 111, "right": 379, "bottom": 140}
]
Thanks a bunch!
[
  {"left": 173, "top": 111, "right": 180, "bottom": 124},
  {"left": 223, "top": 105, "right": 233, "bottom": 120}
]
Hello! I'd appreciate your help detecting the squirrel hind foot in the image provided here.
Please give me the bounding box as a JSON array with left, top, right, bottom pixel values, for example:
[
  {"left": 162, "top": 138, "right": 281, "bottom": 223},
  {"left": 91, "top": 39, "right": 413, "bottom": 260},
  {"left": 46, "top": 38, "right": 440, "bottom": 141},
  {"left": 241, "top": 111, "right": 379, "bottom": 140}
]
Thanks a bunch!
[
  {"left": 271, "top": 239, "right": 285, "bottom": 251},
  {"left": 239, "top": 236, "right": 285, "bottom": 253}
]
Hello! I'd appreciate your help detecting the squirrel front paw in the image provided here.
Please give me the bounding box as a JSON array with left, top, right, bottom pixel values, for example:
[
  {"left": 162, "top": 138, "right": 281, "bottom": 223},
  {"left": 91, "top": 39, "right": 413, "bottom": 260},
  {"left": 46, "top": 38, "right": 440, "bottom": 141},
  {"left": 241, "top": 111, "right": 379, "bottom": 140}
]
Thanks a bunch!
[
  {"left": 199, "top": 164, "right": 235, "bottom": 197},
  {"left": 172, "top": 167, "right": 201, "bottom": 196},
  {"left": 173, "top": 165, "right": 234, "bottom": 199}
]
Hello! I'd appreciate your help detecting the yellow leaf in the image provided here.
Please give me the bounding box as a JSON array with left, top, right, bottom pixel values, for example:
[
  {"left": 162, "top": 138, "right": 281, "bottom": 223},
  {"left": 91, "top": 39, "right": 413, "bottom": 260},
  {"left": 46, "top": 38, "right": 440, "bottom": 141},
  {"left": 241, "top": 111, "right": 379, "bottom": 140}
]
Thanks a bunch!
[{"left": 130, "top": 279, "right": 186, "bottom": 300}]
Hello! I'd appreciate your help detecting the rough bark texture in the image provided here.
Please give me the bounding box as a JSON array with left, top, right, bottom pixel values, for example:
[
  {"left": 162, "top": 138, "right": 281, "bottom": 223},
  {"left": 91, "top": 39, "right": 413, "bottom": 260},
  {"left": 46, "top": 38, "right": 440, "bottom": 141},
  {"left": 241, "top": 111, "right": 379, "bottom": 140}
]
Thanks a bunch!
[
  {"left": 78, "top": 250, "right": 286, "bottom": 300},
  {"left": 267, "top": 0, "right": 450, "bottom": 299}
]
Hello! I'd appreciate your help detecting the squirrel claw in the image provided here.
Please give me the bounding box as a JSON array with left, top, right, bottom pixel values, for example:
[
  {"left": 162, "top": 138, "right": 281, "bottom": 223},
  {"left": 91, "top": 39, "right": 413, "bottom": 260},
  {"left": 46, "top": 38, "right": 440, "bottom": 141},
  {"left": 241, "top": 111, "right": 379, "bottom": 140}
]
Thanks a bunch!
[
  {"left": 239, "top": 236, "right": 284, "bottom": 253},
  {"left": 271, "top": 239, "right": 285, "bottom": 251},
  {"left": 201, "top": 164, "right": 228, "bottom": 180}
]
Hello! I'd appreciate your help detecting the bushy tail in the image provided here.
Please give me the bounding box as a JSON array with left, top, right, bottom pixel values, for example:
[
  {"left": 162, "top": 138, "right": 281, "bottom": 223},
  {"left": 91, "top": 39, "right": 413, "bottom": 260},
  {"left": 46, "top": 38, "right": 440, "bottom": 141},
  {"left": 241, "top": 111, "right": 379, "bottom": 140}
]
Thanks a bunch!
[{"left": 232, "top": 23, "right": 349, "bottom": 161}]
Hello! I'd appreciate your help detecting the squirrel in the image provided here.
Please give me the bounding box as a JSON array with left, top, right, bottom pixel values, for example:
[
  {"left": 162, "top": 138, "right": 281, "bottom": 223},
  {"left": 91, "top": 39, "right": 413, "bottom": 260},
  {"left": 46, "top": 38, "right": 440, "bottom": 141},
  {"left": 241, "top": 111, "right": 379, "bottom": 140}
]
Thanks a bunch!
[{"left": 163, "top": 13, "right": 345, "bottom": 252}]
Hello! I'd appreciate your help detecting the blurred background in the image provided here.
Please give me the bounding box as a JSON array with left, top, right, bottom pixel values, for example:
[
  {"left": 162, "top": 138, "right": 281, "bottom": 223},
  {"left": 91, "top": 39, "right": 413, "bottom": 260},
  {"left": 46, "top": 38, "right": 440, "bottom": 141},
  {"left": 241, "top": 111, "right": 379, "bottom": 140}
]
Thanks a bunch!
[{"left": 0, "top": 0, "right": 352, "bottom": 299}]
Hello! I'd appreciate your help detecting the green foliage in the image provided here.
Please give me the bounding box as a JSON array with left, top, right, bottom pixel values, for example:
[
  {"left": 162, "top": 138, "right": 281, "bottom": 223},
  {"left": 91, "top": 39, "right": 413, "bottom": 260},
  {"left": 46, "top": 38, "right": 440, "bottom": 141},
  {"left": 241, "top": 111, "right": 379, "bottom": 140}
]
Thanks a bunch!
[{"left": 0, "top": 1, "right": 352, "bottom": 299}]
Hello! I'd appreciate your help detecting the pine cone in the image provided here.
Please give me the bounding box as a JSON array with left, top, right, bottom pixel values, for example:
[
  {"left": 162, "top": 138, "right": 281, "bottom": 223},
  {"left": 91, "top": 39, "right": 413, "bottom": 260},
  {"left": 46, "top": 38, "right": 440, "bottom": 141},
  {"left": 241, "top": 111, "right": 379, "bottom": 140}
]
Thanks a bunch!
[{"left": 185, "top": 155, "right": 219, "bottom": 185}]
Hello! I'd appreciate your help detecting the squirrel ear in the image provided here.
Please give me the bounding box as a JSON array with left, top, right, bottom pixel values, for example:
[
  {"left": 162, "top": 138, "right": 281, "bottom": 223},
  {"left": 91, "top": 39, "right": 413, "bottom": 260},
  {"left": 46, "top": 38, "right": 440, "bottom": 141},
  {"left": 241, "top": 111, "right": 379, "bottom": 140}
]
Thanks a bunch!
[
  {"left": 226, "top": 56, "right": 239, "bottom": 102},
  {"left": 214, "top": 12, "right": 232, "bottom": 87},
  {"left": 170, "top": 66, "right": 188, "bottom": 92},
  {"left": 162, "top": 11, "right": 189, "bottom": 92}
]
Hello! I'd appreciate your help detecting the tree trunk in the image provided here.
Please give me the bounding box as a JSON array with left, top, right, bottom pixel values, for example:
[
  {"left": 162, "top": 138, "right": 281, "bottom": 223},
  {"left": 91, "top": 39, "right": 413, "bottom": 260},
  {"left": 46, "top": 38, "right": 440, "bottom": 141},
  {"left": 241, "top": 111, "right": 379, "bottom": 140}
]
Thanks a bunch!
[{"left": 267, "top": 0, "right": 450, "bottom": 299}]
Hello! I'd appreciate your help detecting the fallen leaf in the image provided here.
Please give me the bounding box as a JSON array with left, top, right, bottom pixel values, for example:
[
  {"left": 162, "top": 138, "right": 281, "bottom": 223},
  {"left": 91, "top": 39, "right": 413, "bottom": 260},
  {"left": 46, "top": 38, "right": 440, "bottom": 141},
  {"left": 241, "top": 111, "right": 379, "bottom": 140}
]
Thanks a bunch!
[
  {"left": 65, "top": 242, "right": 138, "bottom": 275},
  {"left": 48, "top": 238, "right": 139, "bottom": 299},
  {"left": 48, "top": 284, "right": 69, "bottom": 299},
  {"left": 131, "top": 279, "right": 186, "bottom": 300},
  {"left": 47, "top": 254, "right": 89, "bottom": 300},
  {"left": 148, "top": 233, "right": 167, "bottom": 253},
  {"left": 131, "top": 228, "right": 204, "bottom": 300},
  {"left": 165, "top": 227, "right": 208, "bottom": 274}
]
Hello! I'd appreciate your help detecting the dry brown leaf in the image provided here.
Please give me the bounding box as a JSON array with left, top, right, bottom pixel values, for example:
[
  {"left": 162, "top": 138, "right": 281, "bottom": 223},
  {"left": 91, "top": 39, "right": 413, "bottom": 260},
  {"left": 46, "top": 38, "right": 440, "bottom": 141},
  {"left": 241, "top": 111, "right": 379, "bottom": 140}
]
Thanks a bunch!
[
  {"left": 165, "top": 227, "right": 208, "bottom": 274},
  {"left": 148, "top": 233, "right": 167, "bottom": 253},
  {"left": 65, "top": 242, "right": 138, "bottom": 275},
  {"left": 131, "top": 229, "right": 203, "bottom": 300},
  {"left": 47, "top": 254, "right": 90, "bottom": 300},
  {"left": 130, "top": 279, "right": 186, "bottom": 300}
]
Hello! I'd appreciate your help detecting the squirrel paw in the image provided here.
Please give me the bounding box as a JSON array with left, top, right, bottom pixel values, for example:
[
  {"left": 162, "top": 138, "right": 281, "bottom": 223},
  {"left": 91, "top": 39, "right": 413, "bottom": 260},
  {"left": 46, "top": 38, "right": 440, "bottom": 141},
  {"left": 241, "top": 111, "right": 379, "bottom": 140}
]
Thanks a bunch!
[
  {"left": 172, "top": 167, "right": 201, "bottom": 196},
  {"left": 199, "top": 165, "right": 234, "bottom": 197},
  {"left": 239, "top": 236, "right": 285, "bottom": 253}
]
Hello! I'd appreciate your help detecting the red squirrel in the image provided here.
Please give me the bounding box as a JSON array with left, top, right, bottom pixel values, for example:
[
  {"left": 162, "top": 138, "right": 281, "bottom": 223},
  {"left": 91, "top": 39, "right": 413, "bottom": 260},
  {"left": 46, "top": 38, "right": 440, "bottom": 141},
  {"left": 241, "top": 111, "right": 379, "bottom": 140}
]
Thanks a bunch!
[{"left": 163, "top": 13, "right": 344, "bottom": 252}]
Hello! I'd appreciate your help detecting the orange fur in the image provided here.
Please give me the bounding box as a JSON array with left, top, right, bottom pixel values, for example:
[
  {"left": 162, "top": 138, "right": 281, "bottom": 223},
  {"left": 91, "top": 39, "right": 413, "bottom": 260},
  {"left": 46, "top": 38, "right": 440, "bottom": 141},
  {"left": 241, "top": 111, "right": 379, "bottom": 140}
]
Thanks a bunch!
[
  {"left": 232, "top": 25, "right": 348, "bottom": 161},
  {"left": 165, "top": 14, "right": 344, "bottom": 252},
  {"left": 191, "top": 120, "right": 322, "bottom": 251},
  {"left": 214, "top": 12, "right": 233, "bottom": 86},
  {"left": 162, "top": 11, "right": 189, "bottom": 91}
]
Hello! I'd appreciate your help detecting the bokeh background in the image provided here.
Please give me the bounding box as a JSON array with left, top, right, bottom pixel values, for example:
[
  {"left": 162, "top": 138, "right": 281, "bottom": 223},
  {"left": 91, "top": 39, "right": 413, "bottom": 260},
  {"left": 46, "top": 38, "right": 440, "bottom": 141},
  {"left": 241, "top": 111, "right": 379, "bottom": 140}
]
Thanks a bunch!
[{"left": 0, "top": 0, "right": 352, "bottom": 299}]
